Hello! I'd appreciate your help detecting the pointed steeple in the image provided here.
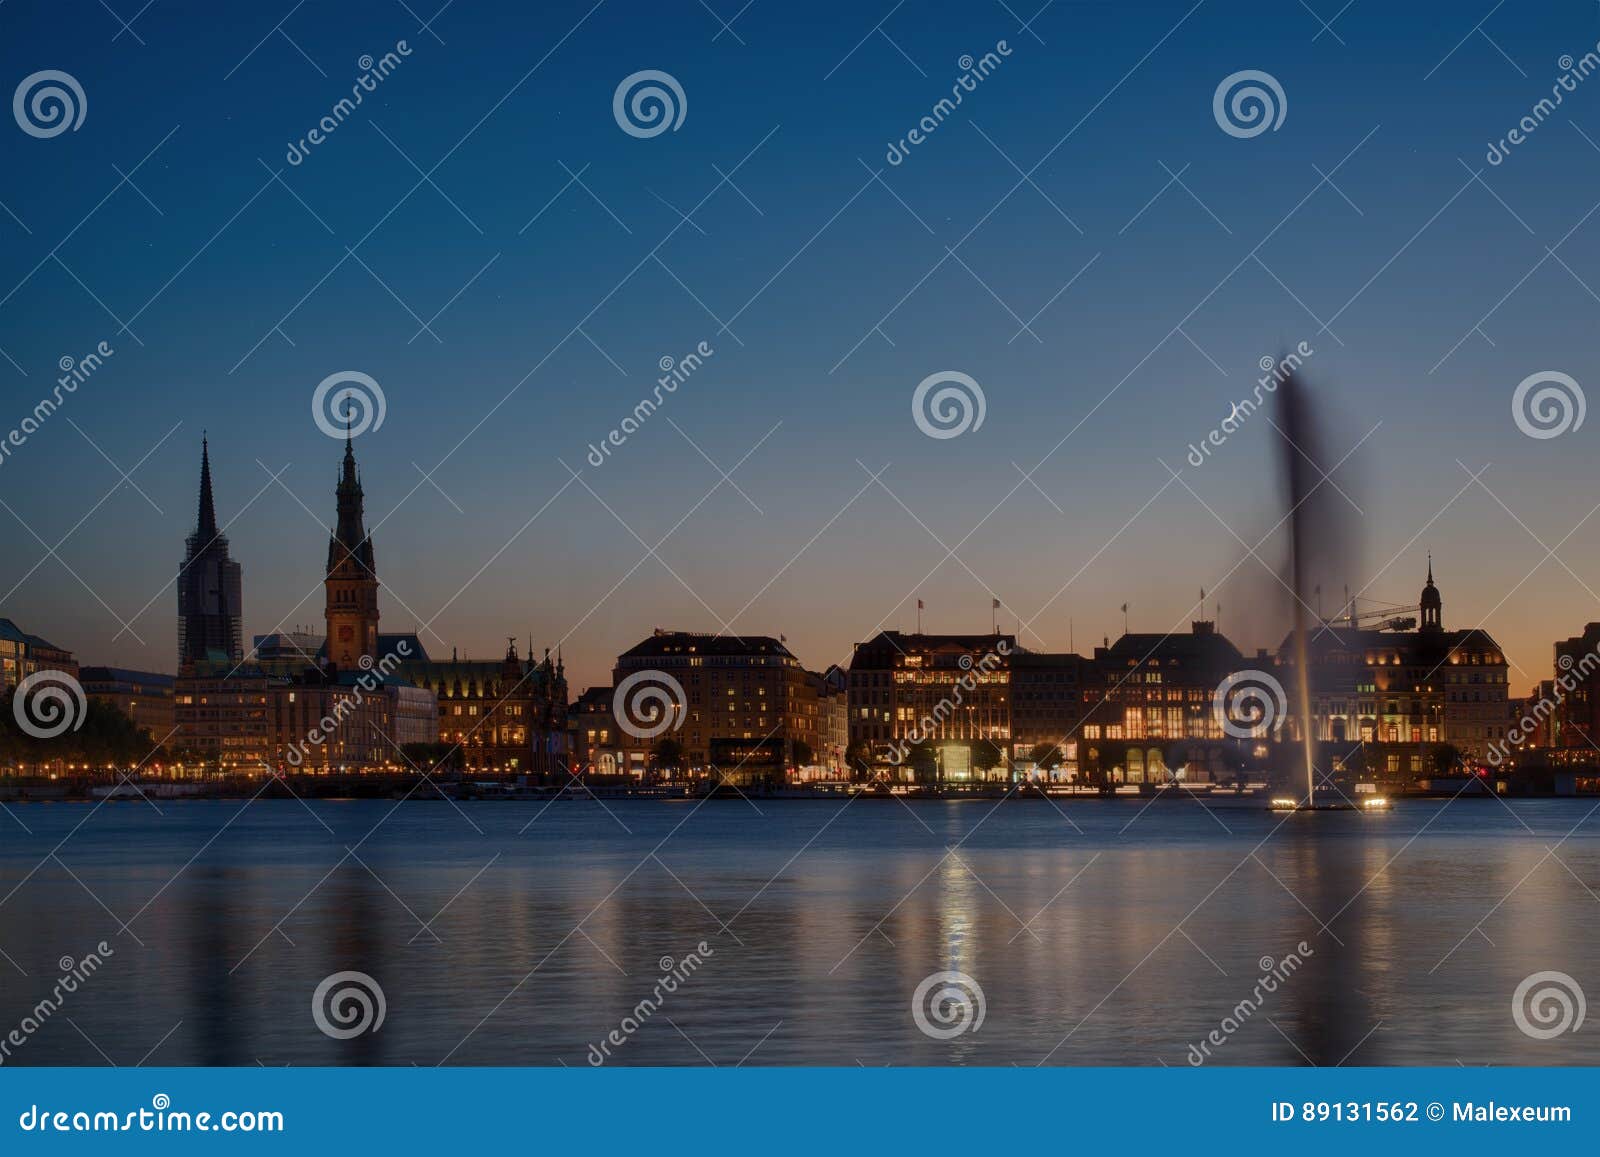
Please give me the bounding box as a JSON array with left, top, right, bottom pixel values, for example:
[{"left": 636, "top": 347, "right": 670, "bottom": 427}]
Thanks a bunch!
[
  {"left": 179, "top": 434, "right": 243, "bottom": 671},
  {"left": 324, "top": 432, "right": 379, "bottom": 668},
  {"left": 197, "top": 434, "right": 218, "bottom": 541},
  {"left": 1420, "top": 552, "right": 1442, "bottom": 632},
  {"left": 329, "top": 427, "right": 372, "bottom": 573}
]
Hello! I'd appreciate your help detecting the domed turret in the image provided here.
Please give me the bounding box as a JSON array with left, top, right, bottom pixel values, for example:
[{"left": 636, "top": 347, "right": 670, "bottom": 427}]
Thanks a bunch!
[{"left": 1420, "top": 554, "right": 1442, "bottom": 632}]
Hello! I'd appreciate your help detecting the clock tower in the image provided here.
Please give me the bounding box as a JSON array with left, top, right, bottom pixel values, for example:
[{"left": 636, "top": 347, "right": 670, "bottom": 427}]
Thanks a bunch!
[{"left": 324, "top": 429, "right": 379, "bottom": 668}]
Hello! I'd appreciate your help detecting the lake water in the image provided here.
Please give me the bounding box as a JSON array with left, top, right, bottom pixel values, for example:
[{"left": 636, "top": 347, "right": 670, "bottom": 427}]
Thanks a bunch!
[{"left": 1, "top": 795, "right": 1596, "bottom": 1066}]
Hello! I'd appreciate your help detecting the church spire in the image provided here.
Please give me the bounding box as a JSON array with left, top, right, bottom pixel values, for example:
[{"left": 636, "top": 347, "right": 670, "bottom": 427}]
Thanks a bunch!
[
  {"left": 330, "top": 428, "right": 370, "bottom": 566},
  {"left": 197, "top": 434, "right": 218, "bottom": 541},
  {"left": 179, "top": 434, "right": 243, "bottom": 671}
]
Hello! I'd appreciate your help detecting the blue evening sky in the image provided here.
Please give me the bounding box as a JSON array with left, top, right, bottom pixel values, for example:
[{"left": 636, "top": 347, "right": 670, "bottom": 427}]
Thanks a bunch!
[{"left": 3, "top": 0, "right": 1600, "bottom": 693}]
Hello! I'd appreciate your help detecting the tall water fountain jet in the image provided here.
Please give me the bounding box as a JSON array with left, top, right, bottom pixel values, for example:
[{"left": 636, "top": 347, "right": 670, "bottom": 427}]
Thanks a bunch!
[
  {"left": 1273, "top": 363, "right": 1362, "bottom": 808},
  {"left": 1279, "top": 370, "right": 1317, "bottom": 804}
]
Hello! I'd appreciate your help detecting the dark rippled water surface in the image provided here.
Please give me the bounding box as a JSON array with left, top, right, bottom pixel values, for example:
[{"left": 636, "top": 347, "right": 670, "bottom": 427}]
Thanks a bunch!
[{"left": 1, "top": 796, "right": 1597, "bottom": 1066}]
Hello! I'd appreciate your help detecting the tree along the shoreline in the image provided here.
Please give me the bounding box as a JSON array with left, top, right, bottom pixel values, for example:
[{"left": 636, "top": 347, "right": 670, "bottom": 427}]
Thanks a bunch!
[{"left": 0, "top": 692, "right": 160, "bottom": 773}]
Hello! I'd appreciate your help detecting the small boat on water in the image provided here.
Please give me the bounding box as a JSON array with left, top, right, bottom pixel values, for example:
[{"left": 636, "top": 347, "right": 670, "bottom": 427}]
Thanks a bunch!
[{"left": 1267, "top": 795, "right": 1391, "bottom": 813}]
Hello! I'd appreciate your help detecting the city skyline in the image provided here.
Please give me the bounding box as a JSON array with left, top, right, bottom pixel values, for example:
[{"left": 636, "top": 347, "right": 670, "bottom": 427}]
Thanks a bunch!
[
  {"left": 8, "top": 3, "right": 1600, "bottom": 699},
  {"left": 11, "top": 1, "right": 1600, "bottom": 1092},
  {"left": 4, "top": 422, "right": 1595, "bottom": 701}
]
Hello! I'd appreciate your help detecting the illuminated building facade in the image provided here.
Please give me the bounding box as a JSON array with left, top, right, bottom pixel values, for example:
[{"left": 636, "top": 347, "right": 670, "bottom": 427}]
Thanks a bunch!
[
  {"left": 173, "top": 666, "right": 272, "bottom": 771},
  {"left": 847, "top": 631, "right": 1014, "bottom": 778},
  {"left": 0, "top": 618, "right": 77, "bottom": 693},
  {"left": 806, "top": 666, "right": 849, "bottom": 776},
  {"left": 1084, "top": 621, "right": 1245, "bottom": 783},
  {"left": 400, "top": 641, "right": 569, "bottom": 776},
  {"left": 1552, "top": 624, "right": 1600, "bottom": 752},
  {"left": 571, "top": 685, "right": 622, "bottom": 776},
  {"left": 1283, "top": 563, "right": 1509, "bottom": 773},
  {"left": 1009, "top": 651, "right": 1099, "bottom": 781},
  {"left": 612, "top": 629, "right": 822, "bottom": 784},
  {"left": 79, "top": 667, "right": 175, "bottom": 742}
]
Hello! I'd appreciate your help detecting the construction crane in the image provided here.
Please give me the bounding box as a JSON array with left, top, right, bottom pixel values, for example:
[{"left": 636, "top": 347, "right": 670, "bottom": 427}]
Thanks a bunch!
[{"left": 1324, "top": 594, "right": 1418, "bottom": 633}]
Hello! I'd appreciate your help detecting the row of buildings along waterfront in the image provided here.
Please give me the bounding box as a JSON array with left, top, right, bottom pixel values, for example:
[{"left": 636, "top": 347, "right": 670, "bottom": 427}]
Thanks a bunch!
[
  {"left": 572, "top": 566, "right": 1516, "bottom": 788},
  {"left": 0, "top": 431, "right": 1577, "bottom": 789}
]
